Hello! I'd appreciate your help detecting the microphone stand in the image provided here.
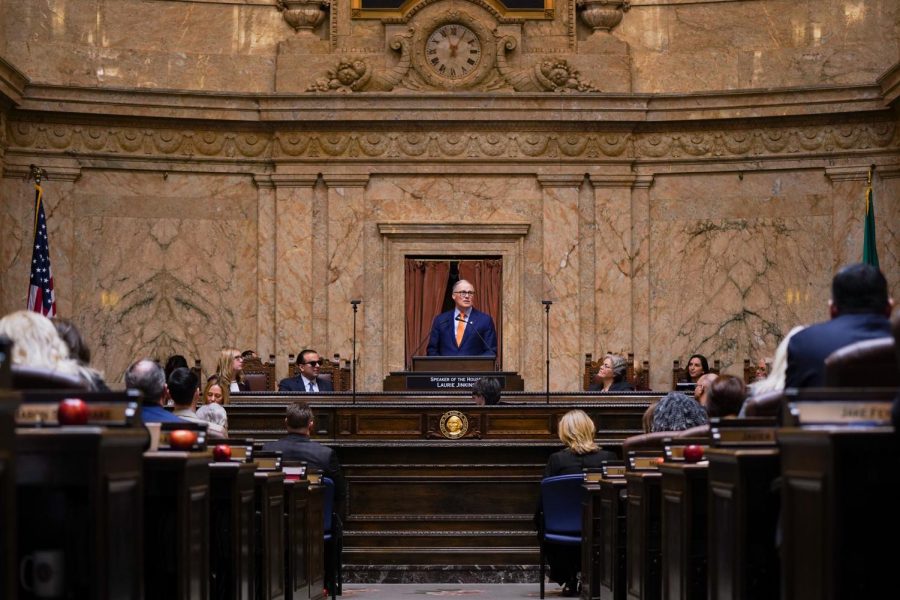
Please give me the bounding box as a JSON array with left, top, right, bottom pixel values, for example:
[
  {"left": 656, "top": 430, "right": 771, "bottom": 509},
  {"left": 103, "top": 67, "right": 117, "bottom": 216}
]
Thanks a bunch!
[
  {"left": 351, "top": 299, "right": 361, "bottom": 405},
  {"left": 542, "top": 300, "right": 552, "bottom": 404}
]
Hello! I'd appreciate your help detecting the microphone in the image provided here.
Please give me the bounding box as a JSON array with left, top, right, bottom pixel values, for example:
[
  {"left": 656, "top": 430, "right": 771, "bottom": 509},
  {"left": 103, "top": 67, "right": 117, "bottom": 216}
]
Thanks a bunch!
[
  {"left": 455, "top": 315, "right": 496, "bottom": 363},
  {"left": 408, "top": 315, "right": 454, "bottom": 367}
]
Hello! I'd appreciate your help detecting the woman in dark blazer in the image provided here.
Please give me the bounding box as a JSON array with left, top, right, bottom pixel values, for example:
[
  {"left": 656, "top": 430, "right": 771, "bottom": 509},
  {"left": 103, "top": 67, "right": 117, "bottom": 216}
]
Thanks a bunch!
[
  {"left": 540, "top": 410, "right": 617, "bottom": 596},
  {"left": 588, "top": 353, "right": 635, "bottom": 393}
]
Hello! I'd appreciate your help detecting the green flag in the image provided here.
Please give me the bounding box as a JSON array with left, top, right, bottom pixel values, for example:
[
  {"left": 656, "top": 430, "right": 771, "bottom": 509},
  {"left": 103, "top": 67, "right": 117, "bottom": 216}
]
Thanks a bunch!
[{"left": 862, "top": 168, "right": 879, "bottom": 267}]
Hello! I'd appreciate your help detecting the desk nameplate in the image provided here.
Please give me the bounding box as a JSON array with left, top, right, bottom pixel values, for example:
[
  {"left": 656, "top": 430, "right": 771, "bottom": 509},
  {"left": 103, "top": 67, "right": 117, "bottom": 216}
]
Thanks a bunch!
[
  {"left": 15, "top": 401, "right": 138, "bottom": 426},
  {"left": 788, "top": 401, "right": 893, "bottom": 426},
  {"left": 406, "top": 375, "right": 506, "bottom": 390},
  {"left": 712, "top": 428, "right": 777, "bottom": 446}
]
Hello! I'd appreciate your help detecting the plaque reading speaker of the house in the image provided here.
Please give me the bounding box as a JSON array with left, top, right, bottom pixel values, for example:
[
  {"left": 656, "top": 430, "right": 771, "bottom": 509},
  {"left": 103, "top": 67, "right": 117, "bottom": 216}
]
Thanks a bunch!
[{"left": 439, "top": 410, "right": 469, "bottom": 439}]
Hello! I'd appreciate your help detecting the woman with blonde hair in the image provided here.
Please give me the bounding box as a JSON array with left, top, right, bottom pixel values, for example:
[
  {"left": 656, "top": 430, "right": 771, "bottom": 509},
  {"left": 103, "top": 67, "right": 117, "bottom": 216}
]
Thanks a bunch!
[
  {"left": 540, "top": 409, "right": 616, "bottom": 596},
  {"left": 0, "top": 310, "right": 95, "bottom": 388},
  {"left": 215, "top": 347, "right": 248, "bottom": 393},
  {"left": 196, "top": 374, "right": 229, "bottom": 434}
]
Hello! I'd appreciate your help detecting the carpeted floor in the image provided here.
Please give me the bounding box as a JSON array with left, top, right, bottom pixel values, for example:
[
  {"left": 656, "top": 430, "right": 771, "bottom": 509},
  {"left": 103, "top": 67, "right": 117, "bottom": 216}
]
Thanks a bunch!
[{"left": 339, "top": 583, "right": 571, "bottom": 598}]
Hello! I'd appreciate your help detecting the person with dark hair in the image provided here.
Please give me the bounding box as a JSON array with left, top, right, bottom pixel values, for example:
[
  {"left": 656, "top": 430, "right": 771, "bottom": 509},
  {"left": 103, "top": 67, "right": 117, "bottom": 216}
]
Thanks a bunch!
[
  {"left": 472, "top": 377, "right": 502, "bottom": 405},
  {"left": 124, "top": 359, "right": 185, "bottom": 423},
  {"left": 278, "top": 349, "right": 335, "bottom": 392},
  {"left": 52, "top": 317, "right": 109, "bottom": 390},
  {"left": 681, "top": 354, "right": 710, "bottom": 383},
  {"left": 164, "top": 354, "right": 189, "bottom": 383},
  {"left": 706, "top": 375, "right": 746, "bottom": 418},
  {"left": 589, "top": 353, "right": 635, "bottom": 392},
  {"left": 785, "top": 263, "right": 893, "bottom": 388},
  {"left": 262, "top": 402, "right": 345, "bottom": 514},
  {"left": 169, "top": 367, "right": 226, "bottom": 439},
  {"left": 651, "top": 391, "right": 708, "bottom": 432}
]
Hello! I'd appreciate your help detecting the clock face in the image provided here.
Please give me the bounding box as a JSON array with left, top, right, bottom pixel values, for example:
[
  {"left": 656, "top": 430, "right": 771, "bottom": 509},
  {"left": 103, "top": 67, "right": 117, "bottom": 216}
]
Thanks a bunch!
[{"left": 425, "top": 24, "right": 482, "bottom": 80}]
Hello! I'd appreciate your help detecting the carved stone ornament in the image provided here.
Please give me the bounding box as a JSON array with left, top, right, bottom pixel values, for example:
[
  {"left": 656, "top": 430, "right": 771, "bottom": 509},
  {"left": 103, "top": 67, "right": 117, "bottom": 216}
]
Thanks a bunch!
[
  {"left": 576, "top": 0, "right": 630, "bottom": 33},
  {"left": 307, "top": 32, "right": 412, "bottom": 92},
  {"left": 277, "top": 0, "right": 330, "bottom": 32},
  {"left": 497, "top": 36, "right": 600, "bottom": 93}
]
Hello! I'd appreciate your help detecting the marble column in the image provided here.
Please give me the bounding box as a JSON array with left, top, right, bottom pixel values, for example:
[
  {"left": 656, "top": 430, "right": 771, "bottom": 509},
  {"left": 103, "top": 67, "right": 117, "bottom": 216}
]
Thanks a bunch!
[
  {"left": 322, "top": 173, "right": 369, "bottom": 381},
  {"left": 630, "top": 174, "right": 654, "bottom": 384},
  {"left": 273, "top": 174, "right": 318, "bottom": 380},
  {"left": 538, "top": 174, "right": 586, "bottom": 392},
  {"left": 253, "top": 174, "right": 277, "bottom": 363}
]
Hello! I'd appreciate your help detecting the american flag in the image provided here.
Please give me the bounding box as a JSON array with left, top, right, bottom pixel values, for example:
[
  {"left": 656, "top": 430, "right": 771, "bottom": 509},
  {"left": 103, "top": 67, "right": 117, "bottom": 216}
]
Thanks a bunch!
[{"left": 27, "top": 184, "right": 56, "bottom": 317}]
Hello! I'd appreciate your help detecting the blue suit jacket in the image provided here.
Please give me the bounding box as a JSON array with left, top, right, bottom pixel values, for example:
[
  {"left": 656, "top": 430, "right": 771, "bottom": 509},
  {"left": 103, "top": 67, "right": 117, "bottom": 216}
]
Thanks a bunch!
[
  {"left": 426, "top": 308, "right": 497, "bottom": 357},
  {"left": 785, "top": 313, "right": 891, "bottom": 388},
  {"left": 277, "top": 376, "right": 334, "bottom": 392}
]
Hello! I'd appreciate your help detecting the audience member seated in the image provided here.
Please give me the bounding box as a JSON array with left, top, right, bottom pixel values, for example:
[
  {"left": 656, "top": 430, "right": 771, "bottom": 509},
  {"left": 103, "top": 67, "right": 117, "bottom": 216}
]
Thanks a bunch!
[
  {"left": 197, "top": 374, "right": 230, "bottom": 433},
  {"left": 472, "top": 377, "right": 502, "bottom": 405},
  {"left": 164, "top": 353, "right": 189, "bottom": 383},
  {"left": 680, "top": 354, "right": 710, "bottom": 383},
  {"left": 786, "top": 263, "right": 893, "bottom": 388},
  {"left": 541, "top": 410, "right": 616, "bottom": 596},
  {"left": 216, "top": 347, "right": 248, "bottom": 393},
  {"left": 169, "top": 367, "right": 227, "bottom": 439},
  {"left": 263, "top": 402, "right": 346, "bottom": 515},
  {"left": 125, "top": 358, "right": 186, "bottom": 423},
  {"left": 651, "top": 391, "right": 708, "bottom": 433},
  {"left": 0, "top": 310, "right": 95, "bottom": 389},
  {"left": 693, "top": 373, "right": 718, "bottom": 408},
  {"left": 751, "top": 358, "right": 769, "bottom": 383},
  {"left": 588, "top": 353, "right": 635, "bottom": 393},
  {"left": 706, "top": 375, "right": 746, "bottom": 418},
  {"left": 739, "top": 325, "right": 805, "bottom": 416},
  {"left": 279, "top": 349, "right": 334, "bottom": 392},
  {"left": 52, "top": 316, "right": 109, "bottom": 390}
]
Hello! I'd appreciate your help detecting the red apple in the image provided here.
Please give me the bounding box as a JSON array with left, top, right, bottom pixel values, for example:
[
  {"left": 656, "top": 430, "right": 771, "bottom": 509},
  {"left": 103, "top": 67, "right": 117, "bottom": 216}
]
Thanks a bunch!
[
  {"left": 169, "top": 429, "right": 198, "bottom": 450},
  {"left": 57, "top": 398, "right": 89, "bottom": 425},
  {"left": 683, "top": 445, "right": 704, "bottom": 463},
  {"left": 213, "top": 444, "right": 232, "bottom": 462}
]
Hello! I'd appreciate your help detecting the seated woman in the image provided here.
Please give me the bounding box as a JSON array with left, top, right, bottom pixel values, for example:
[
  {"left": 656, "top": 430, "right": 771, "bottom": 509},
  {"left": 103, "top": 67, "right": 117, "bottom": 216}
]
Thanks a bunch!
[
  {"left": 196, "top": 374, "right": 229, "bottom": 434},
  {"left": 0, "top": 310, "right": 96, "bottom": 389},
  {"left": 651, "top": 392, "right": 709, "bottom": 432},
  {"left": 471, "top": 377, "right": 502, "bottom": 405},
  {"left": 589, "top": 353, "right": 635, "bottom": 393},
  {"left": 540, "top": 410, "right": 617, "bottom": 596},
  {"left": 707, "top": 375, "right": 746, "bottom": 419},
  {"left": 681, "top": 354, "right": 710, "bottom": 383},
  {"left": 52, "top": 316, "right": 109, "bottom": 390},
  {"left": 216, "top": 347, "right": 248, "bottom": 393}
]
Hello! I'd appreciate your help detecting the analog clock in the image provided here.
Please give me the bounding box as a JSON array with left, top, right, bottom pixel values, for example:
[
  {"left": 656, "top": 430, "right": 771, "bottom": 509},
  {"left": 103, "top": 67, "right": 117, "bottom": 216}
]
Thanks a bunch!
[{"left": 424, "top": 23, "right": 482, "bottom": 80}]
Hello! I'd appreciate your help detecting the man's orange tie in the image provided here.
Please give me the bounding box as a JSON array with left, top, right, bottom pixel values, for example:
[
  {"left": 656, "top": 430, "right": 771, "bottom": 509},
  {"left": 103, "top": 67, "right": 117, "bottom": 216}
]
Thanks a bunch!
[{"left": 456, "top": 314, "right": 466, "bottom": 346}]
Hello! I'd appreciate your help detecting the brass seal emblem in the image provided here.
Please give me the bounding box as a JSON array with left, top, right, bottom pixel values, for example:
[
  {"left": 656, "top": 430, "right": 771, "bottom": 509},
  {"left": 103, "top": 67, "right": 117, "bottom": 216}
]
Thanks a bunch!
[{"left": 439, "top": 410, "right": 469, "bottom": 439}]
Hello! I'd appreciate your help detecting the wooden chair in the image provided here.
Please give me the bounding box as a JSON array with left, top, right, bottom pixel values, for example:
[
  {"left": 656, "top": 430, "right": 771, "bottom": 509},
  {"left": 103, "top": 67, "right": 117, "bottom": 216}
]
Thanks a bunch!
[
  {"left": 671, "top": 358, "right": 721, "bottom": 389},
  {"left": 824, "top": 337, "right": 899, "bottom": 387},
  {"left": 241, "top": 354, "right": 276, "bottom": 391},
  {"left": 583, "top": 352, "right": 650, "bottom": 391}
]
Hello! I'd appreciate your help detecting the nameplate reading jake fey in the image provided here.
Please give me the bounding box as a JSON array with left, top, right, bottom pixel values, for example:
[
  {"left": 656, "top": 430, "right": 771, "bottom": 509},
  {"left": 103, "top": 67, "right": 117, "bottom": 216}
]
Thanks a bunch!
[{"left": 439, "top": 411, "right": 469, "bottom": 439}]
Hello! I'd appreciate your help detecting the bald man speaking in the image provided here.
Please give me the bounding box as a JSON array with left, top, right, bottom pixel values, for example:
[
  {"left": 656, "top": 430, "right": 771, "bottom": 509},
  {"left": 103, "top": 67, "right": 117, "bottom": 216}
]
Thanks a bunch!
[{"left": 426, "top": 279, "right": 497, "bottom": 357}]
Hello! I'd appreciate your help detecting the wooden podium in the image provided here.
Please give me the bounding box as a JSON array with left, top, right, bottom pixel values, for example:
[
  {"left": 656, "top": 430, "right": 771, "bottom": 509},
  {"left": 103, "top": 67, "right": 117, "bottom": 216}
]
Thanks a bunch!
[{"left": 383, "top": 355, "right": 524, "bottom": 391}]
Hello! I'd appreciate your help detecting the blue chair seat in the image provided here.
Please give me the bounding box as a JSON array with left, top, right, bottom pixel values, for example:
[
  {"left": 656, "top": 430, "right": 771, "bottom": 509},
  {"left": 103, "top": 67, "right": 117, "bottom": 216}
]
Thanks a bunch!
[{"left": 538, "top": 473, "right": 587, "bottom": 599}]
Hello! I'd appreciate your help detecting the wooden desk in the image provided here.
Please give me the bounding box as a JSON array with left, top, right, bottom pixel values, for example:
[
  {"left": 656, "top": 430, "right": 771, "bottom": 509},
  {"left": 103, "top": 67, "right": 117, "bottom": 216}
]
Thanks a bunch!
[
  {"left": 17, "top": 427, "right": 146, "bottom": 599},
  {"left": 625, "top": 471, "right": 661, "bottom": 600},
  {"left": 705, "top": 448, "right": 779, "bottom": 600},
  {"left": 778, "top": 427, "right": 899, "bottom": 600},
  {"left": 226, "top": 398, "right": 653, "bottom": 581},
  {"left": 583, "top": 477, "right": 627, "bottom": 600},
  {"left": 144, "top": 450, "right": 212, "bottom": 600},
  {"left": 284, "top": 479, "right": 326, "bottom": 600},
  {"left": 659, "top": 462, "right": 708, "bottom": 600},
  {"left": 209, "top": 461, "right": 257, "bottom": 600},
  {"left": 255, "top": 470, "right": 286, "bottom": 600},
  {"left": 0, "top": 392, "right": 18, "bottom": 600}
]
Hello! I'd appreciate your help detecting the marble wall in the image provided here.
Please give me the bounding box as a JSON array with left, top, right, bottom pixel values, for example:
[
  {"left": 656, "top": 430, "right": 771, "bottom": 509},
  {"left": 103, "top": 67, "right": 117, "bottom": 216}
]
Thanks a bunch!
[{"left": 1, "top": 0, "right": 899, "bottom": 391}]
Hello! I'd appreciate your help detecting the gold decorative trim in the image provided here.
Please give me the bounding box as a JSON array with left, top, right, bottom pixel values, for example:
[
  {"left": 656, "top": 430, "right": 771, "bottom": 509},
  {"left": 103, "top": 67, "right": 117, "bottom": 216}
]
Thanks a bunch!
[
  {"left": 439, "top": 410, "right": 469, "bottom": 439},
  {"left": 350, "top": 0, "right": 553, "bottom": 22}
]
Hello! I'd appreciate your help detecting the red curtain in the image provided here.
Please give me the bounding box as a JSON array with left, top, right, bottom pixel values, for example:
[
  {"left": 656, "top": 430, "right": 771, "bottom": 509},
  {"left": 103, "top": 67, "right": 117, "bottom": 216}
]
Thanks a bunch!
[
  {"left": 458, "top": 259, "right": 503, "bottom": 367},
  {"left": 404, "top": 260, "right": 451, "bottom": 368}
]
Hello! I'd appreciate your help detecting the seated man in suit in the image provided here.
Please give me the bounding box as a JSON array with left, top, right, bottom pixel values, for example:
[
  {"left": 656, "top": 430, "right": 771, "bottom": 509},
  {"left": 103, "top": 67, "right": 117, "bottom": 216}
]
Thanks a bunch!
[
  {"left": 263, "top": 402, "right": 346, "bottom": 515},
  {"left": 785, "top": 263, "right": 893, "bottom": 388},
  {"left": 278, "top": 349, "right": 335, "bottom": 392},
  {"left": 426, "top": 279, "right": 497, "bottom": 357},
  {"left": 124, "top": 359, "right": 187, "bottom": 423}
]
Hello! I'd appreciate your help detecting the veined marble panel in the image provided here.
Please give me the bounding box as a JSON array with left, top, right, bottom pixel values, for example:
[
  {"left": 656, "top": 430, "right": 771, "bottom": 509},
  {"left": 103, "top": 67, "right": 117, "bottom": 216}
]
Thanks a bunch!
[
  {"left": 62, "top": 171, "right": 259, "bottom": 383},
  {"left": 646, "top": 170, "right": 835, "bottom": 390}
]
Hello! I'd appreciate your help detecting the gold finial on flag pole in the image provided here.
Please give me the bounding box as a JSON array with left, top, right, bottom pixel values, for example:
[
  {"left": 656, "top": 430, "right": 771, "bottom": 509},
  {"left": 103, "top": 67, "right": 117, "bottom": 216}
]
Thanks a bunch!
[
  {"left": 28, "top": 164, "right": 47, "bottom": 185},
  {"left": 867, "top": 164, "right": 875, "bottom": 185}
]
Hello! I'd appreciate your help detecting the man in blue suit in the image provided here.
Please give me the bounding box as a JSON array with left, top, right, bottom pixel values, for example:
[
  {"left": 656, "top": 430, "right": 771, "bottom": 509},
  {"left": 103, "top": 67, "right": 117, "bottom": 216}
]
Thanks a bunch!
[
  {"left": 785, "top": 263, "right": 893, "bottom": 388},
  {"left": 427, "top": 279, "right": 498, "bottom": 357}
]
